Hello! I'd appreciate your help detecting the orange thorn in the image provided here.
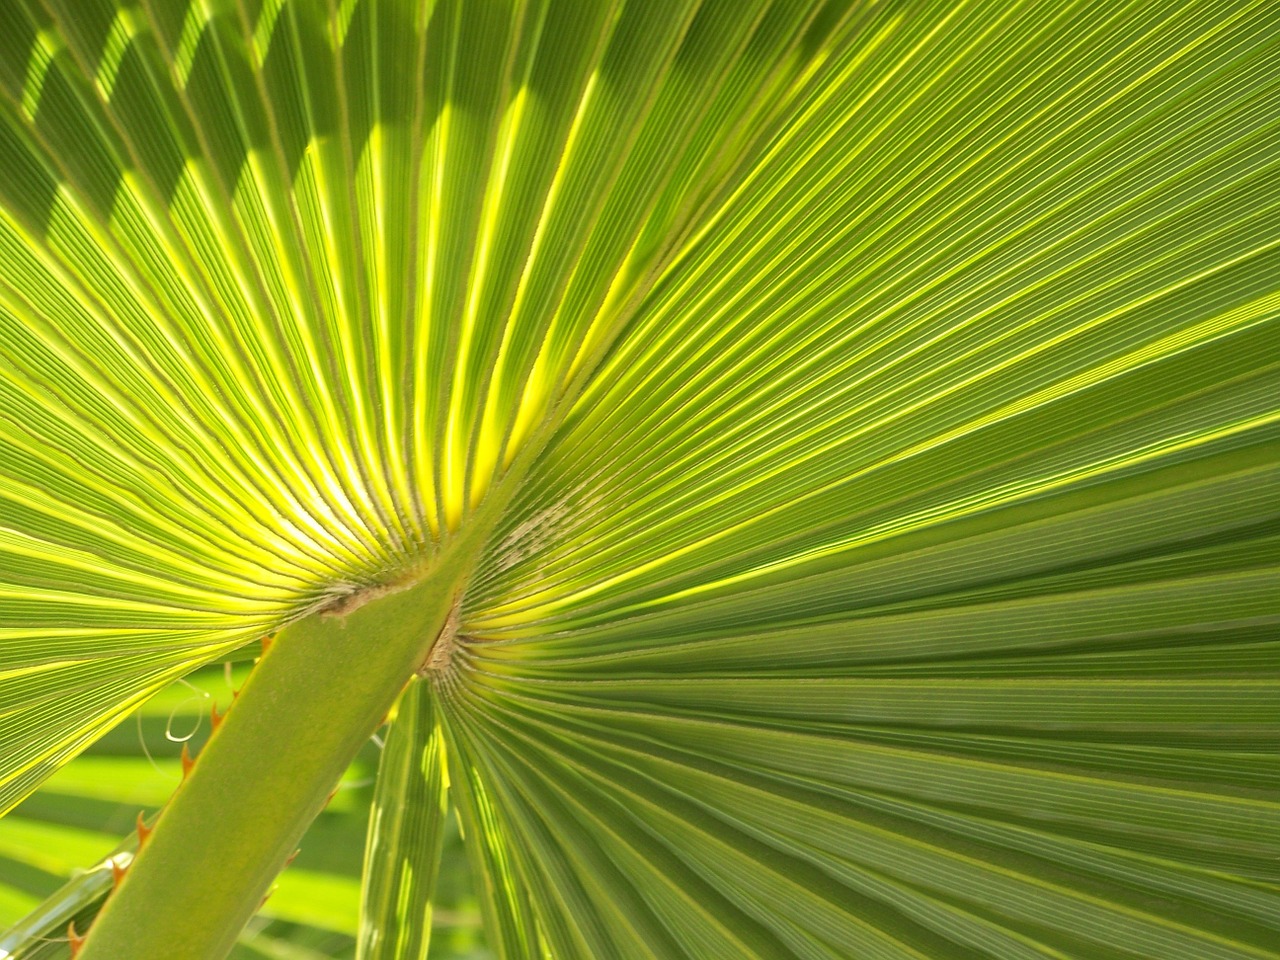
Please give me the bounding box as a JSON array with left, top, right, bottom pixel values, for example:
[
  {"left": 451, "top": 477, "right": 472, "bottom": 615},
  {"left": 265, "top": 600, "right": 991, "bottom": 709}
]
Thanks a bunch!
[
  {"left": 325, "top": 786, "right": 339, "bottom": 806},
  {"left": 284, "top": 848, "right": 300, "bottom": 867},
  {"left": 136, "top": 810, "right": 152, "bottom": 847},
  {"left": 181, "top": 743, "right": 196, "bottom": 780},
  {"left": 111, "top": 857, "right": 128, "bottom": 888},
  {"left": 261, "top": 634, "right": 274, "bottom": 656},
  {"left": 210, "top": 700, "right": 224, "bottom": 732},
  {"left": 68, "top": 921, "right": 85, "bottom": 956},
  {"left": 231, "top": 686, "right": 241, "bottom": 701}
]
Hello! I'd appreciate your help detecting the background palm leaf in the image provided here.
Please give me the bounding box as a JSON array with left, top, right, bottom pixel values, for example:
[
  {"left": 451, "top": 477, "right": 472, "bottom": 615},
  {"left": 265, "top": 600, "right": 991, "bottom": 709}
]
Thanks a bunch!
[{"left": 1, "top": 0, "right": 1277, "bottom": 957}]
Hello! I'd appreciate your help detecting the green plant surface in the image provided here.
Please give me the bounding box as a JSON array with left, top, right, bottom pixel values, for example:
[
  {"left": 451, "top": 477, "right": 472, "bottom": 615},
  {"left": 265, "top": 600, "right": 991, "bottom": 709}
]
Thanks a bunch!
[
  {"left": 0, "top": 662, "right": 487, "bottom": 958},
  {"left": 75, "top": 534, "right": 489, "bottom": 959},
  {"left": 359, "top": 677, "right": 451, "bottom": 960},
  {"left": 1, "top": 0, "right": 1278, "bottom": 958}
]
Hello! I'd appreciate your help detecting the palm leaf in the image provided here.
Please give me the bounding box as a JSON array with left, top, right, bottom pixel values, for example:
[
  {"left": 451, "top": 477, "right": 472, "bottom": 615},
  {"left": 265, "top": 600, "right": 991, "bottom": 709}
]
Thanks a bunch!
[
  {"left": 360, "top": 678, "right": 452, "bottom": 960},
  {"left": 1, "top": 0, "right": 1277, "bottom": 957}
]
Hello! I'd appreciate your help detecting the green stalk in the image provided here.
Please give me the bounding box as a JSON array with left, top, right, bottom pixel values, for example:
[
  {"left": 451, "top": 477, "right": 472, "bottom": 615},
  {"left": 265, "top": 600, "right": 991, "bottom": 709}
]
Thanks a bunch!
[{"left": 79, "top": 527, "right": 488, "bottom": 960}]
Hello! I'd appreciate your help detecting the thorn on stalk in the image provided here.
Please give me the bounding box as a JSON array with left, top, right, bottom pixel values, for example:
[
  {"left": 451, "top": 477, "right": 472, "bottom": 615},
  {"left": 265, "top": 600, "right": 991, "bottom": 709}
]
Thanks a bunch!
[
  {"left": 284, "top": 848, "right": 300, "bottom": 867},
  {"left": 260, "top": 634, "right": 274, "bottom": 657},
  {"left": 67, "top": 921, "right": 85, "bottom": 956},
  {"left": 136, "top": 811, "right": 152, "bottom": 848},
  {"left": 181, "top": 743, "right": 196, "bottom": 780},
  {"left": 110, "top": 857, "right": 127, "bottom": 889},
  {"left": 210, "top": 700, "right": 224, "bottom": 732}
]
